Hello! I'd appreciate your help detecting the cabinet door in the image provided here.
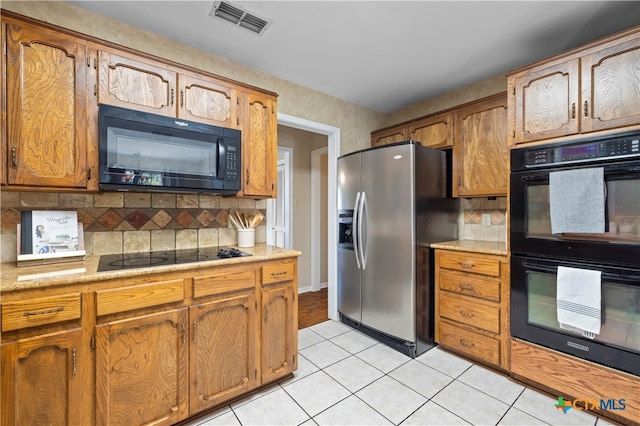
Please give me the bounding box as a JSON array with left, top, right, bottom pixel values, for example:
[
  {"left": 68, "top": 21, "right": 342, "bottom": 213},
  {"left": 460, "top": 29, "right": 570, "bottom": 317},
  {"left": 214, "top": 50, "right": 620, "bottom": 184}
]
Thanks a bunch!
[
  {"left": 1, "top": 328, "right": 84, "bottom": 426},
  {"left": 98, "top": 50, "right": 177, "bottom": 116},
  {"left": 454, "top": 93, "right": 508, "bottom": 197},
  {"left": 189, "top": 292, "right": 258, "bottom": 414},
  {"left": 240, "top": 91, "right": 277, "bottom": 198},
  {"left": 5, "top": 23, "right": 89, "bottom": 188},
  {"left": 514, "top": 59, "right": 580, "bottom": 143},
  {"left": 95, "top": 308, "right": 188, "bottom": 426},
  {"left": 581, "top": 36, "right": 640, "bottom": 133},
  {"left": 408, "top": 112, "right": 454, "bottom": 148},
  {"left": 178, "top": 74, "right": 239, "bottom": 129},
  {"left": 261, "top": 283, "right": 296, "bottom": 383},
  {"left": 371, "top": 125, "right": 409, "bottom": 147}
]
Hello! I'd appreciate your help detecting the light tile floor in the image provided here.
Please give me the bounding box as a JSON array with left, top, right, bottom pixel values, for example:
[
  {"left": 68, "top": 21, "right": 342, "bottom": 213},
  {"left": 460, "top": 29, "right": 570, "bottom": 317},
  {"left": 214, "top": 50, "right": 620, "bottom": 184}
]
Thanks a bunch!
[{"left": 187, "top": 320, "right": 618, "bottom": 426}]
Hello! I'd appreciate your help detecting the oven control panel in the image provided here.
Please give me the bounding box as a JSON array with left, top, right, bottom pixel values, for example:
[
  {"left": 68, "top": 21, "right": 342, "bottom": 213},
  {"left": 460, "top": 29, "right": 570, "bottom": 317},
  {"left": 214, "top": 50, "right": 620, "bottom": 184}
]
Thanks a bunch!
[{"left": 525, "top": 135, "right": 640, "bottom": 166}]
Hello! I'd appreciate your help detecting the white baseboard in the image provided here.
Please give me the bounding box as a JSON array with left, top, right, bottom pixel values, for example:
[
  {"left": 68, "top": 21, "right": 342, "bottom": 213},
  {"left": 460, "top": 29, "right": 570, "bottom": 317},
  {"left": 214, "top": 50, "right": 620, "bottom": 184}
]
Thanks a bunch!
[{"left": 298, "top": 282, "right": 328, "bottom": 294}]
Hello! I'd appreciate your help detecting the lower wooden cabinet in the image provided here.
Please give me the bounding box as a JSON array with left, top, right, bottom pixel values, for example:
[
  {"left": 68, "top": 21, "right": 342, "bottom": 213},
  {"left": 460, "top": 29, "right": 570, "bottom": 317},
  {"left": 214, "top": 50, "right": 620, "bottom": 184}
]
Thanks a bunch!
[
  {"left": 189, "top": 292, "right": 258, "bottom": 413},
  {"left": 95, "top": 309, "right": 189, "bottom": 426},
  {"left": 1, "top": 328, "right": 84, "bottom": 426},
  {"left": 434, "top": 249, "right": 509, "bottom": 371},
  {"left": 0, "top": 255, "right": 299, "bottom": 426}
]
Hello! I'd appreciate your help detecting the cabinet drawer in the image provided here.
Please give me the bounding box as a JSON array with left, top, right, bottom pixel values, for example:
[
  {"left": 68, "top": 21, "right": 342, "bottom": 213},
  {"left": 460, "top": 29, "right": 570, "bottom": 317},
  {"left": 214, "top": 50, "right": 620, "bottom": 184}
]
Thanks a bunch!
[
  {"left": 439, "top": 292, "right": 499, "bottom": 334},
  {"left": 97, "top": 279, "right": 184, "bottom": 316},
  {"left": 439, "top": 270, "right": 500, "bottom": 302},
  {"left": 2, "top": 293, "right": 81, "bottom": 331},
  {"left": 262, "top": 263, "right": 294, "bottom": 285},
  {"left": 438, "top": 252, "right": 501, "bottom": 277},
  {"left": 193, "top": 270, "right": 256, "bottom": 298},
  {"left": 439, "top": 321, "right": 500, "bottom": 365}
]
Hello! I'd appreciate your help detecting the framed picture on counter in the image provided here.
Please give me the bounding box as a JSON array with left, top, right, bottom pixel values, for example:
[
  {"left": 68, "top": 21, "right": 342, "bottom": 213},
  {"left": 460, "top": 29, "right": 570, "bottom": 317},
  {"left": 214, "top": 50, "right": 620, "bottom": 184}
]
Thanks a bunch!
[{"left": 17, "top": 210, "right": 85, "bottom": 266}]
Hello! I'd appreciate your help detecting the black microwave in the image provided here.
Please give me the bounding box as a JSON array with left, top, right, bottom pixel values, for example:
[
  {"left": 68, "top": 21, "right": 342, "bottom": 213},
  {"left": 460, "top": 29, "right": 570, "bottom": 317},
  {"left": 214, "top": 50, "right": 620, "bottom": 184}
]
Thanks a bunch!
[{"left": 99, "top": 104, "right": 241, "bottom": 195}]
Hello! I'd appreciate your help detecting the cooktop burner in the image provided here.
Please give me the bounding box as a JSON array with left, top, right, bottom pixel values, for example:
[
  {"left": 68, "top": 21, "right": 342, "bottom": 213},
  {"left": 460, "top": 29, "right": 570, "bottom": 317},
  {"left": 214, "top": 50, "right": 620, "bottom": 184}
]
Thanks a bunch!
[{"left": 98, "top": 247, "right": 252, "bottom": 272}]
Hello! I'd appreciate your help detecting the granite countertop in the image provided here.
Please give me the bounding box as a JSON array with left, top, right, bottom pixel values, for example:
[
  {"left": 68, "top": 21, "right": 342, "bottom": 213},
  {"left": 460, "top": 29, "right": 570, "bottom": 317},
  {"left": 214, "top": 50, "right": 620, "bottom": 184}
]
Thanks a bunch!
[
  {"left": 1, "top": 244, "right": 302, "bottom": 293},
  {"left": 430, "top": 240, "right": 508, "bottom": 256}
]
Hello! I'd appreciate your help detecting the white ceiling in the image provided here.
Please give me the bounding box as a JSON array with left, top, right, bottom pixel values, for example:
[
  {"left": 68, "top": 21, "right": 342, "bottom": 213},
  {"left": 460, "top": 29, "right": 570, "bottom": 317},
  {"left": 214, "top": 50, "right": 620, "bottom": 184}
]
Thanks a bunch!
[{"left": 67, "top": 1, "right": 639, "bottom": 114}]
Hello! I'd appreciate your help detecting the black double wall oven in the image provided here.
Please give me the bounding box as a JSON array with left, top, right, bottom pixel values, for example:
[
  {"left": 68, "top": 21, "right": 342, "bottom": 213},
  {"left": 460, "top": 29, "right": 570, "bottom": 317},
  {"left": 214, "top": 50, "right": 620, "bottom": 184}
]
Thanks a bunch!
[{"left": 510, "top": 132, "right": 640, "bottom": 376}]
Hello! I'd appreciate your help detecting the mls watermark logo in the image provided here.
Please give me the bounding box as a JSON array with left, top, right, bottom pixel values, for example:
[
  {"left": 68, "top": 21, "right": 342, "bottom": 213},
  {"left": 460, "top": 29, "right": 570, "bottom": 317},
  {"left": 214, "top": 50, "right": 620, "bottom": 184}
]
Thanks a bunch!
[{"left": 554, "top": 396, "right": 626, "bottom": 414}]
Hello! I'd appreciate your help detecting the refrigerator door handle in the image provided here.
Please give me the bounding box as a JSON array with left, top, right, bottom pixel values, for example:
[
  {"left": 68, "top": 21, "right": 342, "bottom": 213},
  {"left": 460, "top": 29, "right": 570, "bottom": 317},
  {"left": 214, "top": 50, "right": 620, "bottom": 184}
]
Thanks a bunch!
[
  {"left": 352, "top": 191, "right": 362, "bottom": 269},
  {"left": 359, "top": 191, "right": 367, "bottom": 270}
]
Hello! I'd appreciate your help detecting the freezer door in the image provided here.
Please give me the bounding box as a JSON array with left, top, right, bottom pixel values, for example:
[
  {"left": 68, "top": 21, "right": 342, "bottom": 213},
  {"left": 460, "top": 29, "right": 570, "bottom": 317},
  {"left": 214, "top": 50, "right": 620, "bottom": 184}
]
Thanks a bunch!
[
  {"left": 360, "top": 144, "right": 416, "bottom": 341},
  {"left": 337, "top": 154, "right": 362, "bottom": 322}
]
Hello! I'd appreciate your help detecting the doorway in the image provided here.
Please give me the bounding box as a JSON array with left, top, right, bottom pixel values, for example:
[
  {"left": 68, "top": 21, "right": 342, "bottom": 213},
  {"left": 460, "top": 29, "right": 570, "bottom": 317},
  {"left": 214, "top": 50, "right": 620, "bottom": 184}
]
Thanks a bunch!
[
  {"left": 266, "top": 148, "right": 292, "bottom": 249},
  {"left": 276, "top": 113, "right": 340, "bottom": 321}
]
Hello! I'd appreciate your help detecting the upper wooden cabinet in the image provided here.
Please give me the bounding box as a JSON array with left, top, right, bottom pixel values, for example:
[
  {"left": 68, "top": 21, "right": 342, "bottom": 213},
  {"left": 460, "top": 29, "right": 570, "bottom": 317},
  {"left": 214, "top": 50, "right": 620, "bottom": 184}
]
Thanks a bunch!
[
  {"left": 2, "top": 12, "right": 277, "bottom": 196},
  {"left": 3, "top": 21, "right": 97, "bottom": 190},
  {"left": 239, "top": 90, "right": 277, "bottom": 198},
  {"left": 98, "top": 50, "right": 241, "bottom": 130},
  {"left": 179, "top": 73, "right": 240, "bottom": 129},
  {"left": 371, "top": 125, "right": 409, "bottom": 147},
  {"left": 97, "top": 50, "right": 177, "bottom": 116},
  {"left": 453, "top": 93, "right": 508, "bottom": 197},
  {"left": 408, "top": 112, "right": 454, "bottom": 149},
  {"left": 509, "top": 26, "right": 640, "bottom": 144}
]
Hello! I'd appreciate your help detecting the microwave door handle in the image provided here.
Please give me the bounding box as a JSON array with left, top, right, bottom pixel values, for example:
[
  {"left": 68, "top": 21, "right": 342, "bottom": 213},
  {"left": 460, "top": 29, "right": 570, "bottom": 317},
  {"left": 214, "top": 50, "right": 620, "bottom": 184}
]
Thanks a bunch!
[{"left": 217, "top": 138, "right": 226, "bottom": 180}]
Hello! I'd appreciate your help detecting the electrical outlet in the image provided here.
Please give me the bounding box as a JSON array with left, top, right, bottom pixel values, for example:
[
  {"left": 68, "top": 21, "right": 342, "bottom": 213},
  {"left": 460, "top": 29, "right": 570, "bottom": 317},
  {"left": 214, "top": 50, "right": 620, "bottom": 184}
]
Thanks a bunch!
[{"left": 482, "top": 213, "right": 491, "bottom": 225}]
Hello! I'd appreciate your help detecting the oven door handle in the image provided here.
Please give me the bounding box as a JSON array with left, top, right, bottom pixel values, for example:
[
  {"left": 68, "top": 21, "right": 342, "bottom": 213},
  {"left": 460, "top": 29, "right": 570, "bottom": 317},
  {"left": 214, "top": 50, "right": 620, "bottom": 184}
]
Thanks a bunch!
[
  {"left": 520, "top": 261, "right": 640, "bottom": 283},
  {"left": 520, "top": 174, "right": 547, "bottom": 182}
]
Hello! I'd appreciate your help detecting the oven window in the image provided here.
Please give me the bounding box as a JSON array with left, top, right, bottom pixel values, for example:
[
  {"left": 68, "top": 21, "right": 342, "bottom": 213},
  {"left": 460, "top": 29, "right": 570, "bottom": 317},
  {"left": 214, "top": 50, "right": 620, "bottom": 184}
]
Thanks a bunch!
[
  {"left": 526, "top": 179, "right": 640, "bottom": 242},
  {"left": 527, "top": 270, "right": 640, "bottom": 354}
]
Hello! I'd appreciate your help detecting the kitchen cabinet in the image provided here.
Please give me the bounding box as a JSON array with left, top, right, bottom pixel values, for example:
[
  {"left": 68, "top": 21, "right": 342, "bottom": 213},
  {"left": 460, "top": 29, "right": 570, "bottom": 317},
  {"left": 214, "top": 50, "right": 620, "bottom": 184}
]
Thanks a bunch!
[
  {"left": 434, "top": 249, "right": 510, "bottom": 371},
  {"left": 240, "top": 90, "right": 278, "bottom": 198},
  {"left": 95, "top": 308, "right": 189, "bottom": 426},
  {"left": 3, "top": 21, "right": 97, "bottom": 190},
  {"left": 1, "top": 292, "right": 86, "bottom": 425},
  {"left": 371, "top": 125, "right": 409, "bottom": 147},
  {"left": 98, "top": 50, "right": 241, "bottom": 130},
  {"left": 509, "top": 26, "right": 640, "bottom": 144},
  {"left": 95, "top": 278, "right": 188, "bottom": 425},
  {"left": 97, "top": 50, "right": 177, "bottom": 116},
  {"left": 260, "top": 262, "right": 297, "bottom": 383},
  {"left": 189, "top": 269, "right": 259, "bottom": 414},
  {"left": 453, "top": 93, "right": 508, "bottom": 197},
  {"left": 1, "top": 252, "right": 299, "bottom": 425},
  {"left": 1, "top": 329, "right": 84, "bottom": 426},
  {"left": 408, "top": 112, "right": 454, "bottom": 149},
  {"left": 179, "top": 73, "right": 240, "bottom": 129}
]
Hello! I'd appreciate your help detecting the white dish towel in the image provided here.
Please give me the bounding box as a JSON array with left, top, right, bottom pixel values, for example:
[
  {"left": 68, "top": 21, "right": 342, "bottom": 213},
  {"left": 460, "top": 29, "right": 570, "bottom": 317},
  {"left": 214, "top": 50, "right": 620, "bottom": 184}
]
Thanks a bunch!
[
  {"left": 556, "top": 266, "right": 602, "bottom": 339},
  {"left": 549, "top": 167, "right": 605, "bottom": 234}
]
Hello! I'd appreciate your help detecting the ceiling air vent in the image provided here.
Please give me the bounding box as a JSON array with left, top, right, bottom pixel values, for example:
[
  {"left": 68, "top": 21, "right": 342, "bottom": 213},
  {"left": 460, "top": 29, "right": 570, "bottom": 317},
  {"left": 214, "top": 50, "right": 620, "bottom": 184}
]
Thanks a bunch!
[{"left": 210, "top": 1, "right": 273, "bottom": 36}]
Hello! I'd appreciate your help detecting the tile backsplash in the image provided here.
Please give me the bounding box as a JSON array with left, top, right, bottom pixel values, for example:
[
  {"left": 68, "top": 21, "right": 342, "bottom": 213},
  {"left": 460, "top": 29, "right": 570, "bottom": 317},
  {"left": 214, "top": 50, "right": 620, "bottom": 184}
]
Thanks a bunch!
[
  {"left": 458, "top": 197, "right": 507, "bottom": 243},
  {"left": 1, "top": 191, "right": 266, "bottom": 263}
]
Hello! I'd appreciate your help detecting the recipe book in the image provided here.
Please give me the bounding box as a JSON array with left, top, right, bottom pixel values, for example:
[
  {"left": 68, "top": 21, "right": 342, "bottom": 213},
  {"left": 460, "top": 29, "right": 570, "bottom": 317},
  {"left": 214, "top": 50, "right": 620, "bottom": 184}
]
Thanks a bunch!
[{"left": 18, "top": 210, "right": 85, "bottom": 266}]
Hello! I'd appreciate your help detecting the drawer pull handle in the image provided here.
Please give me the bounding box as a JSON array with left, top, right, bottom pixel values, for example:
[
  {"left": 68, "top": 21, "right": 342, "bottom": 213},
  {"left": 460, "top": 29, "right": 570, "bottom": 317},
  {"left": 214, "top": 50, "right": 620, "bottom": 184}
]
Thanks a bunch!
[
  {"left": 459, "top": 262, "right": 474, "bottom": 269},
  {"left": 23, "top": 306, "right": 64, "bottom": 316},
  {"left": 270, "top": 271, "right": 287, "bottom": 277},
  {"left": 459, "top": 284, "right": 475, "bottom": 291},
  {"left": 459, "top": 339, "right": 475, "bottom": 348},
  {"left": 459, "top": 310, "right": 475, "bottom": 318}
]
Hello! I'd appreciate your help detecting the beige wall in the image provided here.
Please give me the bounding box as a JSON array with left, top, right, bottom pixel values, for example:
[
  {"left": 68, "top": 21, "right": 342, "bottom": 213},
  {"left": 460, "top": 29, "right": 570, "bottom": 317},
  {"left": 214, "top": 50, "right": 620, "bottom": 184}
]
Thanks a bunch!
[{"left": 277, "top": 126, "right": 328, "bottom": 289}]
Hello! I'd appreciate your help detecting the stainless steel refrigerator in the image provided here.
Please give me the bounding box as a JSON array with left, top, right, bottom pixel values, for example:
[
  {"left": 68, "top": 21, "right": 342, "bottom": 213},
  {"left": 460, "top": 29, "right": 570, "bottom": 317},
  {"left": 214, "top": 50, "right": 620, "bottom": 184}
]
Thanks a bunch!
[{"left": 337, "top": 141, "right": 458, "bottom": 357}]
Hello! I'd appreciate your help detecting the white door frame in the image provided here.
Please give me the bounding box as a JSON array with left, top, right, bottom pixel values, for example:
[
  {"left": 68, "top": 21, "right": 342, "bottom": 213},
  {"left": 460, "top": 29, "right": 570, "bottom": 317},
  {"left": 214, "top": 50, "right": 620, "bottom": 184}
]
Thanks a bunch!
[
  {"left": 277, "top": 113, "right": 340, "bottom": 321},
  {"left": 266, "top": 147, "right": 293, "bottom": 249},
  {"left": 310, "top": 146, "right": 328, "bottom": 292}
]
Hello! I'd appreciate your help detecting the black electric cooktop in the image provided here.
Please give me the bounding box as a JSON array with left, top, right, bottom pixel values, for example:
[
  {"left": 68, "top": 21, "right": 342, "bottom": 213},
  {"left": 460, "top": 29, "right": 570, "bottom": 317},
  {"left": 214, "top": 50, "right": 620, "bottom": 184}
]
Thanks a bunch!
[{"left": 97, "top": 247, "right": 252, "bottom": 272}]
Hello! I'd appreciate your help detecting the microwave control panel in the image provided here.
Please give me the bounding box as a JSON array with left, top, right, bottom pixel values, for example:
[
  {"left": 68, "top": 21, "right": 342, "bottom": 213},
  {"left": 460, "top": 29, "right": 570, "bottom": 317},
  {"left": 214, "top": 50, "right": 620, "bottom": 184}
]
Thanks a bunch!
[{"left": 525, "top": 135, "right": 640, "bottom": 166}]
